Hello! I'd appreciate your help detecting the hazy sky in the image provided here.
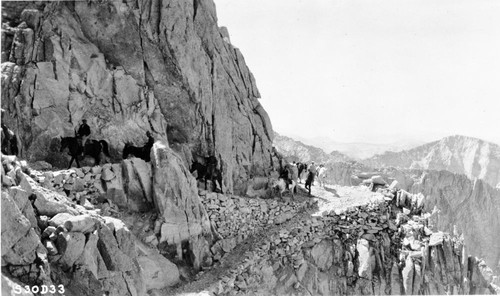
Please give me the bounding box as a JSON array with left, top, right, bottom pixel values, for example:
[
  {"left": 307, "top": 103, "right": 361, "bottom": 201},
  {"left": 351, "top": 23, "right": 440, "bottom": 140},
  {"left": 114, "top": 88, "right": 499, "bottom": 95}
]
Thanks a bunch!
[{"left": 214, "top": 0, "right": 500, "bottom": 145}]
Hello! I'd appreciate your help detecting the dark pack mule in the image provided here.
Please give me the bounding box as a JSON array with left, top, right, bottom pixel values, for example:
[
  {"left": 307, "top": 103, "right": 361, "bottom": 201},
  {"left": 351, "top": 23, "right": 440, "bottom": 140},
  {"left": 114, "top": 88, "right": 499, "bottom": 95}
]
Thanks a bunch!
[
  {"left": 1, "top": 124, "right": 19, "bottom": 156},
  {"left": 122, "top": 142, "right": 153, "bottom": 162},
  {"left": 190, "top": 155, "right": 223, "bottom": 193},
  {"left": 60, "top": 137, "right": 110, "bottom": 168}
]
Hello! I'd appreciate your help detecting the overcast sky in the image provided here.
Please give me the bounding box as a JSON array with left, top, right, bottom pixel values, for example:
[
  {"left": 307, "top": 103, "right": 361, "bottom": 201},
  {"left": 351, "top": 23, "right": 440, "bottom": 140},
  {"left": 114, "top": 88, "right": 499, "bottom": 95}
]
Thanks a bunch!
[{"left": 214, "top": 0, "right": 500, "bottom": 145}]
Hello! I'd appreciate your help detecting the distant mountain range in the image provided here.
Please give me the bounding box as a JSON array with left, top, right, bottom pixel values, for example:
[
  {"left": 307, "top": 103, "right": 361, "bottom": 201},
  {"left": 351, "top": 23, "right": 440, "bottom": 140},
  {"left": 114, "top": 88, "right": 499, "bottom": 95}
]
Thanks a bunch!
[
  {"left": 363, "top": 135, "right": 500, "bottom": 188},
  {"left": 289, "top": 135, "right": 425, "bottom": 159},
  {"left": 273, "top": 133, "right": 500, "bottom": 189},
  {"left": 273, "top": 133, "right": 352, "bottom": 164}
]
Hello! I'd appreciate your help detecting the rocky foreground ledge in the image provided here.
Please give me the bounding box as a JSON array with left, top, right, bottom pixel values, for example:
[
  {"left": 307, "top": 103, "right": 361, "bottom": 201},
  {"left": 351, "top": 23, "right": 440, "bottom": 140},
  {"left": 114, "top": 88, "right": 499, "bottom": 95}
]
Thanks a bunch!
[
  {"left": 171, "top": 183, "right": 500, "bottom": 295},
  {"left": 2, "top": 152, "right": 500, "bottom": 295}
]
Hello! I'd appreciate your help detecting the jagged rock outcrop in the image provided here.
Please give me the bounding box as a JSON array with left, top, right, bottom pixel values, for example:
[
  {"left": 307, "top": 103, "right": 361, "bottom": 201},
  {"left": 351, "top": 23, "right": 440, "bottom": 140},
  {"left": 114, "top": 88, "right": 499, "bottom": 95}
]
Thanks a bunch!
[
  {"left": 1, "top": 153, "right": 188, "bottom": 295},
  {"left": 364, "top": 135, "right": 500, "bottom": 188},
  {"left": 1, "top": 0, "right": 274, "bottom": 194},
  {"left": 274, "top": 133, "right": 500, "bottom": 276},
  {"left": 404, "top": 170, "right": 500, "bottom": 274},
  {"left": 151, "top": 141, "right": 213, "bottom": 270},
  {"left": 349, "top": 167, "right": 500, "bottom": 275},
  {"left": 183, "top": 184, "right": 499, "bottom": 295}
]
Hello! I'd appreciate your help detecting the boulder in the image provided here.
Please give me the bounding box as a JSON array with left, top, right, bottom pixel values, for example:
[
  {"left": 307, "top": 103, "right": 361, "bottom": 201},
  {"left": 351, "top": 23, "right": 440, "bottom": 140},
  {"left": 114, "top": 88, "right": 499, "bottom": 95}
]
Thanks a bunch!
[
  {"left": 310, "top": 240, "right": 333, "bottom": 272},
  {"left": 188, "top": 235, "right": 212, "bottom": 271},
  {"left": 8, "top": 186, "right": 38, "bottom": 228},
  {"left": 137, "top": 253, "right": 180, "bottom": 290},
  {"left": 1, "top": 190, "right": 32, "bottom": 254},
  {"left": 357, "top": 238, "right": 372, "bottom": 280},
  {"left": 2, "top": 274, "right": 34, "bottom": 295},
  {"left": 402, "top": 256, "right": 414, "bottom": 294},
  {"left": 49, "top": 212, "right": 75, "bottom": 228},
  {"left": 103, "top": 164, "right": 126, "bottom": 208},
  {"left": 152, "top": 142, "right": 212, "bottom": 248},
  {"left": 57, "top": 232, "right": 86, "bottom": 269},
  {"left": 96, "top": 223, "right": 134, "bottom": 272},
  {"left": 122, "top": 159, "right": 151, "bottom": 212},
  {"left": 2, "top": 228, "right": 41, "bottom": 265},
  {"left": 371, "top": 175, "right": 387, "bottom": 185},
  {"left": 30, "top": 161, "right": 53, "bottom": 171},
  {"left": 32, "top": 185, "right": 78, "bottom": 217},
  {"left": 63, "top": 214, "right": 96, "bottom": 233},
  {"left": 429, "top": 232, "right": 445, "bottom": 246},
  {"left": 74, "top": 231, "right": 101, "bottom": 279}
]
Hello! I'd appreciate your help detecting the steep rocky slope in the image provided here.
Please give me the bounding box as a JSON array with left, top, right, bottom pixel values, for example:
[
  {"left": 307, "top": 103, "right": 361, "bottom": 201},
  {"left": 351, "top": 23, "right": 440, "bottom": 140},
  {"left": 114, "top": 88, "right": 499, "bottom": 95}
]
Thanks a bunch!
[
  {"left": 345, "top": 167, "right": 500, "bottom": 275},
  {"left": 400, "top": 170, "right": 500, "bottom": 274},
  {"left": 274, "top": 133, "right": 500, "bottom": 276},
  {"left": 171, "top": 184, "right": 499, "bottom": 295},
  {"left": 273, "top": 132, "right": 352, "bottom": 164},
  {"left": 1, "top": 143, "right": 215, "bottom": 295},
  {"left": 1, "top": 0, "right": 274, "bottom": 194},
  {"left": 364, "top": 135, "right": 500, "bottom": 188}
]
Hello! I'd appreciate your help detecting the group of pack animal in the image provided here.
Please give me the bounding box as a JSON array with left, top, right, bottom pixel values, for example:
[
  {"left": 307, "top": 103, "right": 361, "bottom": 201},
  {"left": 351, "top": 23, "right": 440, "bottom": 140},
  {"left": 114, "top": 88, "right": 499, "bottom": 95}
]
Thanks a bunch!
[
  {"left": 272, "top": 161, "right": 326, "bottom": 198},
  {"left": 60, "top": 119, "right": 154, "bottom": 168},
  {"left": 189, "top": 155, "right": 223, "bottom": 194},
  {"left": 57, "top": 120, "right": 155, "bottom": 168},
  {"left": 271, "top": 161, "right": 299, "bottom": 198},
  {"left": 1, "top": 122, "right": 18, "bottom": 156}
]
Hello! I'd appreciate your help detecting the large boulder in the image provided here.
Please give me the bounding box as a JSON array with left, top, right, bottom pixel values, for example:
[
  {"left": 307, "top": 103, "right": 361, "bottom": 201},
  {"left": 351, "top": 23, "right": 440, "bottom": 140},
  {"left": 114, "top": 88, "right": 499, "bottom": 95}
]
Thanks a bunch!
[
  {"left": 121, "top": 158, "right": 152, "bottom": 212},
  {"left": 151, "top": 142, "right": 212, "bottom": 258},
  {"left": 137, "top": 253, "right": 180, "bottom": 291}
]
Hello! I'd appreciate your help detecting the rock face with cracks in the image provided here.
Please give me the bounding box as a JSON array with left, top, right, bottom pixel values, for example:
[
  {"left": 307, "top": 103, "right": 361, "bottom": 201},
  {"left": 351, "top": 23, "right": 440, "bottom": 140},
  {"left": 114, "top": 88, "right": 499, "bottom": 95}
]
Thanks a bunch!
[
  {"left": 1, "top": 154, "right": 184, "bottom": 295},
  {"left": 1, "top": 0, "right": 274, "bottom": 194}
]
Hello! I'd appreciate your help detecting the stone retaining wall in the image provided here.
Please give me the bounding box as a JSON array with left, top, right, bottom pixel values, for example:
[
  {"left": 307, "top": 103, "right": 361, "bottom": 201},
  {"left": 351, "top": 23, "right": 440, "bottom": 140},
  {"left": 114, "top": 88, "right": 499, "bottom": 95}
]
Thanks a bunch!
[
  {"left": 200, "top": 185, "right": 499, "bottom": 295},
  {"left": 200, "top": 192, "right": 315, "bottom": 262}
]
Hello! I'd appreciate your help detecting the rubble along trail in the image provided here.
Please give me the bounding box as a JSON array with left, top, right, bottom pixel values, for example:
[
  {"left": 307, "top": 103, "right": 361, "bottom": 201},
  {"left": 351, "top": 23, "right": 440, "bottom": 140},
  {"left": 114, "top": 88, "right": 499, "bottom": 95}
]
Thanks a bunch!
[{"left": 167, "top": 182, "right": 384, "bottom": 295}]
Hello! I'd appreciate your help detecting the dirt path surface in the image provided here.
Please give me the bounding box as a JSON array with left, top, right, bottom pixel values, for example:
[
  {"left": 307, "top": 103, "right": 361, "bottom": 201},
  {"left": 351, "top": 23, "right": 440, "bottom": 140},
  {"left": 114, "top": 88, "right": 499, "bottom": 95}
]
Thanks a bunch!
[
  {"left": 309, "top": 183, "right": 385, "bottom": 216},
  {"left": 168, "top": 182, "right": 380, "bottom": 295}
]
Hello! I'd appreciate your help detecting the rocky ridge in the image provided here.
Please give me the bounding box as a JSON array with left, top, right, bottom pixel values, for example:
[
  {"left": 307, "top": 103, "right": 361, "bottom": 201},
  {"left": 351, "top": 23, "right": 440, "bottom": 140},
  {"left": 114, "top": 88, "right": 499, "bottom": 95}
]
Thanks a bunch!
[
  {"left": 275, "top": 133, "right": 500, "bottom": 274},
  {"left": 1, "top": 141, "right": 215, "bottom": 295},
  {"left": 273, "top": 132, "right": 352, "bottom": 164},
  {"left": 347, "top": 168, "right": 500, "bottom": 274},
  {"left": 1, "top": 0, "right": 275, "bottom": 194},
  {"left": 363, "top": 135, "right": 500, "bottom": 189},
  {"left": 172, "top": 182, "right": 499, "bottom": 295},
  {"left": 2, "top": 148, "right": 500, "bottom": 295}
]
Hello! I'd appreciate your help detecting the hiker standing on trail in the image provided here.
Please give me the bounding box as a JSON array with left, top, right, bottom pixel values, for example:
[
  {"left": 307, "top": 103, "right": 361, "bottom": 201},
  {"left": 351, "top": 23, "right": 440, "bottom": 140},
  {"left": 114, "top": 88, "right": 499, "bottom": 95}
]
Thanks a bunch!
[
  {"left": 77, "top": 119, "right": 91, "bottom": 155},
  {"left": 287, "top": 161, "right": 299, "bottom": 194},
  {"left": 290, "top": 161, "right": 299, "bottom": 185},
  {"left": 305, "top": 161, "right": 317, "bottom": 195},
  {"left": 145, "top": 131, "right": 154, "bottom": 147},
  {"left": 317, "top": 164, "right": 327, "bottom": 188}
]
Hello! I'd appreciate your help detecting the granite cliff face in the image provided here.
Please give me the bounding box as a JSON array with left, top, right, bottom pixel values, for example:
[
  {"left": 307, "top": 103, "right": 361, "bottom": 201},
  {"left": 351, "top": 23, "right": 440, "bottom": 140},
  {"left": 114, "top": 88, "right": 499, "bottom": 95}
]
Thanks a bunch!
[
  {"left": 364, "top": 135, "right": 500, "bottom": 189},
  {"left": 1, "top": 0, "right": 274, "bottom": 194}
]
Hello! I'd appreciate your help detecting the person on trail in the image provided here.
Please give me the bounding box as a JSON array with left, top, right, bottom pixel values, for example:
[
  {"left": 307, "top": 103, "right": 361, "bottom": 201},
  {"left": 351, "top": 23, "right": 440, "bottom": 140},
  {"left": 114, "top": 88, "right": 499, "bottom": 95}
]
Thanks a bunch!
[
  {"left": 76, "top": 119, "right": 91, "bottom": 156},
  {"left": 317, "top": 164, "right": 327, "bottom": 188},
  {"left": 290, "top": 161, "right": 299, "bottom": 185},
  {"left": 145, "top": 131, "right": 154, "bottom": 147},
  {"left": 143, "top": 131, "right": 155, "bottom": 162},
  {"left": 1, "top": 109, "right": 19, "bottom": 156},
  {"left": 305, "top": 161, "right": 317, "bottom": 196}
]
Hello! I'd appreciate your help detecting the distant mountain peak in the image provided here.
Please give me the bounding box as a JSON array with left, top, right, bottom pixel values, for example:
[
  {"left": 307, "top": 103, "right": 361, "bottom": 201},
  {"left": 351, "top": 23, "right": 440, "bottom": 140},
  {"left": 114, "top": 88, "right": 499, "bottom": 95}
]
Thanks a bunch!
[
  {"left": 273, "top": 132, "right": 352, "bottom": 163},
  {"left": 363, "top": 135, "right": 500, "bottom": 188}
]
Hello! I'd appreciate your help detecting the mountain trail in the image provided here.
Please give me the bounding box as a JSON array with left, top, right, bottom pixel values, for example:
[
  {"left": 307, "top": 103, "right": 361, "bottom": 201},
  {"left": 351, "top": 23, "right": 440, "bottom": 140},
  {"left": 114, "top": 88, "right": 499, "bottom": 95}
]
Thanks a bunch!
[{"left": 167, "top": 182, "right": 383, "bottom": 295}]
